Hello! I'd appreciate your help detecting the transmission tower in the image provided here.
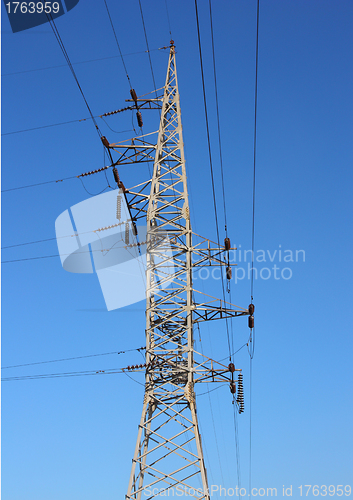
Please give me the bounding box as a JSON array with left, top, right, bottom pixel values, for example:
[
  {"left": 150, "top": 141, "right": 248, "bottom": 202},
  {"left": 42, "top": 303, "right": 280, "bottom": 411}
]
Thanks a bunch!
[{"left": 109, "top": 42, "right": 250, "bottom": 500}]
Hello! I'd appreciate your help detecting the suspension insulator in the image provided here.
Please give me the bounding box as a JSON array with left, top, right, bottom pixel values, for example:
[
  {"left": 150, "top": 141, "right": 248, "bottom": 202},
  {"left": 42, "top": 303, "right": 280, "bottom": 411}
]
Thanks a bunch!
[
  {"left": 125, "top": 222, "right": 130, "bottom": 245},
  {"left": 119, "top": 181, "right": 126, "bottom": 193},
  {"left": 132, "top": 222, "right": 138, "bottom": 236},
  {"left": 224, "top": 237, "right": 231, "bottom": 251},
  {"left": 226, "top": 266, "right": 232, "bottom": 280},
  {"left": 116, "top": 195, "right": 122, "bottom": 220},
  {"left": 248, "top": 315, "right": 254, "bottom": 329},
  {"left": 136, "top": 111, "right": 143, "bottom": 128},
  {"left": 230, "top": 382, "right": 236, "bottom": 394},
  {"left": 130, "top": 88, "right": 138, "bottom": 104},
  {"left": 249, "top": 303, "right": 255, "bottom": 315},
  {"left": 113, "top": 167, "right": 120, "bottom": 184},
  {"left": 101, "top": 136, "right": 110, "bottom": 148},
  {"left": 228, "top": 363, "right": 235, "bottom": 373}
]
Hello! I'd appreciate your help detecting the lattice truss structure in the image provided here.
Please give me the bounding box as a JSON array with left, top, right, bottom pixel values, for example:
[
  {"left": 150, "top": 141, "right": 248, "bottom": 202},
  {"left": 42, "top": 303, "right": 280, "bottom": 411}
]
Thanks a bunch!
[{"left": 110, "top": 43, "right": 249, "bottom": 500}]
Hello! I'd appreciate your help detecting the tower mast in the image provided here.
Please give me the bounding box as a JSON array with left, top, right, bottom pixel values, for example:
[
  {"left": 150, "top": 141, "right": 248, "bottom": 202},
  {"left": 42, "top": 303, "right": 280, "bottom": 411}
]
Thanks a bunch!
[
  {"left": 109, "top": 42, "right": 249, "bottom": 500},
  {"left": 127, "top": 41, "right": 209, "bottom": 500}
]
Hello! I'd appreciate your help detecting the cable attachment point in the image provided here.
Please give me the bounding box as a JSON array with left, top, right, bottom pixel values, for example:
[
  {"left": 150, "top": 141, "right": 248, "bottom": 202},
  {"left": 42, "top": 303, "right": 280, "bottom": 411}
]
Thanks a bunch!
[
  {"left": 77, "top": 166, "right": 109, "bottom": 178},
  {"left": 136, "top": 111, "right": 143, "bottom": 128},
  {"left": 101, "top": 136, "right": 110, "bottom": 148},
  {"left": 229, "top": 363, "right": 236, "bottom": 394},
  {"left": 113, "top": 167, "right": 120, "bottom": 184},
  {"left": 130, "top": 88, "right": 138, "bottom": 106},
  {"left": 125, "top": 222, "right": 130, "bottom": 245},
  {"left": 116, "top": 195, "right": 122, "bottom": 220},
  {"left": 237, "top": 372, "right": 244, "bottom": 413},
  {"left": 132, "top": 221, "right": 138, "bottom": 236},
  {"left": 224, "top": 237, "right": 231, "bottom": 251},
  {"left": 248, "top": 303, "right": 255, "bottom": 329},
  {"left": 228, "top": 363, "right": 235, "bottom": 373}
]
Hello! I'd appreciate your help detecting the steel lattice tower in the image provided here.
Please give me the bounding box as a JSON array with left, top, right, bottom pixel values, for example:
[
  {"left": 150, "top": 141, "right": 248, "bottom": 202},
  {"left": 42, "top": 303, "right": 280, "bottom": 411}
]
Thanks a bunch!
[{"left": 110, "top": 42, "right": 249, "bottom": 500}]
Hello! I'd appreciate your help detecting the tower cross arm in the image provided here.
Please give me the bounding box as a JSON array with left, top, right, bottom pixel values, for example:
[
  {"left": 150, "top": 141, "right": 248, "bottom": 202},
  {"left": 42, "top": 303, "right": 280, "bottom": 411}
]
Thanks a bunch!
[
  {"left": 191, "top": 247, "right": 237, "bottom": 268},
  {"left": 192, "top": 351, "right": 242, "bottom": 384},
  {"left": 191, "top": 298, "right": 249, "bottom": 323},
  {"left": 125, "top": 97, "right": 163, "bottom": 110}
]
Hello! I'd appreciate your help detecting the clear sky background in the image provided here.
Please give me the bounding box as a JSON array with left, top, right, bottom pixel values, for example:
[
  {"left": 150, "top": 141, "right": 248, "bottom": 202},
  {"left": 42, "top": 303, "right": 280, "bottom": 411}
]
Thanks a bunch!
[{"left": 1, "top": 1, "right": 353, "bottom": 499}]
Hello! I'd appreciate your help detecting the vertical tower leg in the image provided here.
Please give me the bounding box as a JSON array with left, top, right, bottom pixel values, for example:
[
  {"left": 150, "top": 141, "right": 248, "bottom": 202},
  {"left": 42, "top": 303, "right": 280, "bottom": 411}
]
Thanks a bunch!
[{"left": 126, "top": 42, "right": 210, "bottom": 500}]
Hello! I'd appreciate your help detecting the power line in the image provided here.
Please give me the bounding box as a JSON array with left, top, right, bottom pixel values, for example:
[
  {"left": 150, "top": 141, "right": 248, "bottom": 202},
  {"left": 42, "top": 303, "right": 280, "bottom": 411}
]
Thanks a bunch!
[
  {"left": 218, "top": 343, "right": 248, "bottom": 363},
  {"left": 2, "top": 119, "right": 92, "bottom": 136},
  {"left": 138, "top": 0, "right": 158, "bottom": 99},
  {"left": 233, "top": 401, "right": 242, "bottom": 498},
  {"left": 249, "top": 3, "right": 260, "bottom": 499},
  {"left": 2, "top": 368, "right": 127, "bottom": 382},
  {"left": 2, "top": 216, "right": 137, "bottom": 253},
  {"left": 249, "top": 355, "right": 253, "bottom": 499},
  {"left": 123, "top": 370, "right": 145, "bottom": 387},
  {"left": 2, "top": 161, "right": 117, "bottom": 193},
  {"left": 196, "top": 326, "right": 228, "bottom": 483},
  {"left": 164, "top": 0, "right": 172, "bottom": 37},
  {"left": 2, "top": 122, "right": 131, "bottom": 137},
  {"left": 78, "top": 177, "right": 111, "bottom": 196},
  {"left": 207, "top": 384, "right": 225, "bottom": 484},
  {"left": 2, "top": 255, "right": 59, "bottom": 263},
  {"left": 208, "top": 0, "right": 236, "bottom": 366},
  {"left": 197, "top": 384, "right": 227, "bottom": 397},
  {"left": 2, "top": 237, "right": 58, "bottom": 249},
  {"left": 2, "top": 102, "right": 134, "bottom": 138},
  {"left": 1, "top": 175, "right": 77, "bottom": 192},
  {"left": 102, "top": 0, "right": 133, "bottom": 89},
  {"left": 1, "top": 47, "right": 169, "bottom": 77},
  {"left": 209, "top": 0, "right": 228, "bottom": 236},
  {"left": 250, "top": 0, "right": 260, "bottom": 305},
  {"left": 194, "top": 0, "right": 232, "bottom": 361},
  {"left": 46, "top": 14, "right": 102, "bottom": 139},
  {"left": 2, "top": 347, "right": 145, "bottom": 370},
  {"left": 2, "top": 235, "right": 139, "bottom": 263}
]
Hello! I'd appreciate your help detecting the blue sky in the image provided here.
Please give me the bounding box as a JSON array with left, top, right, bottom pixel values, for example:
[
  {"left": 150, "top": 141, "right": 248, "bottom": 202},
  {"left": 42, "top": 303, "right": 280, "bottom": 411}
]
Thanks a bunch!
[{"left": 2, "top": 1, "right": 353, "bottom": 499}]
